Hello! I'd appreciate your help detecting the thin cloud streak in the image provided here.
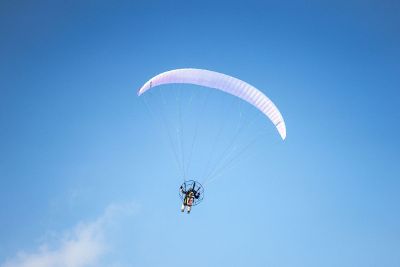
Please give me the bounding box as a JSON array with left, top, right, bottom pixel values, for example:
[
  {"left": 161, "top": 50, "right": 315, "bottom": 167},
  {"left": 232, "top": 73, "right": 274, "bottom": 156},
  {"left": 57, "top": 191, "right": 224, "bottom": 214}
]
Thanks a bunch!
[{"left": 1, "top": 203, "right": 137, "bottom": 267}]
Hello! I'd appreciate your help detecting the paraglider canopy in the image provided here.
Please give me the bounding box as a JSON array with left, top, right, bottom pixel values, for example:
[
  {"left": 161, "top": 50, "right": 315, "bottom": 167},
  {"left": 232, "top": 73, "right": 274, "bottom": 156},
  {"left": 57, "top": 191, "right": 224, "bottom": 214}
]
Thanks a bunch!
[{"left": 138, "top": 68, "right": 286, "bottom": 140}]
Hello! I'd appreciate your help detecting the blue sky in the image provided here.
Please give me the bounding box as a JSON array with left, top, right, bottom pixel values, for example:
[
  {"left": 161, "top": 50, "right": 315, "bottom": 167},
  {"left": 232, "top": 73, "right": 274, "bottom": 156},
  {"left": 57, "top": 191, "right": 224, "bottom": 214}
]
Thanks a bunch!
[{"left": 1, "top": 1, "right": 399, "bottom": 266}]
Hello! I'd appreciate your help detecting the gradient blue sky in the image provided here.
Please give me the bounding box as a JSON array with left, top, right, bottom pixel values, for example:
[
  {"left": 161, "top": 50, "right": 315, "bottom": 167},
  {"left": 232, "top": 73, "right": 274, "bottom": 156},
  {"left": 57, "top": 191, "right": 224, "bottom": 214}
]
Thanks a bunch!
[{"left": 1, "top": 1, "right": 399, "bottom": 266}]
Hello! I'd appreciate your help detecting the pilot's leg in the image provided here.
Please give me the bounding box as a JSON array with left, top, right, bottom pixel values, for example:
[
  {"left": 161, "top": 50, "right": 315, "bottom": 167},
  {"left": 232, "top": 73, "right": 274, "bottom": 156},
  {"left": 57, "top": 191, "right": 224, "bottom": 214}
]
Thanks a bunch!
[
  {"left": 187, "top": 205, "right": 191, "bottom": 214},
  {"left": 181, "top": 204, "right": 185, "bottom": 212}
]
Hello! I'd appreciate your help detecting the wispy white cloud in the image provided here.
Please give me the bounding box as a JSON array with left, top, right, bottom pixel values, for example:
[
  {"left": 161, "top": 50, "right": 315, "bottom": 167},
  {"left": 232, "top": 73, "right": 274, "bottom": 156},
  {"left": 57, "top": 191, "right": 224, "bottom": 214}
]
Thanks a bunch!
[{"left": 1, "top": 203, "right": 137, "bottom": 267}]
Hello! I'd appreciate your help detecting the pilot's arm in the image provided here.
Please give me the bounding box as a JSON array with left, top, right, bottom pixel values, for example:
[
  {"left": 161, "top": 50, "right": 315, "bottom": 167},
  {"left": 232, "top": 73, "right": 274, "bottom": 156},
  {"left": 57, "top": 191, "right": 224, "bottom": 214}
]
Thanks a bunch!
[{"left": 180, "top": 186, "right": 186, "bottom": 194}]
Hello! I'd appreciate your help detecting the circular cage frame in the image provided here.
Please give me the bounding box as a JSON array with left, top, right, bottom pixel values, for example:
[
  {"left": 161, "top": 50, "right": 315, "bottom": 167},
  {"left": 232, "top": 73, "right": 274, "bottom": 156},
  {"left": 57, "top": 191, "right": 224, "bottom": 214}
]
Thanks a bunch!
[{"left": 179, "top": 180, "right": 205, "bottom": 206}]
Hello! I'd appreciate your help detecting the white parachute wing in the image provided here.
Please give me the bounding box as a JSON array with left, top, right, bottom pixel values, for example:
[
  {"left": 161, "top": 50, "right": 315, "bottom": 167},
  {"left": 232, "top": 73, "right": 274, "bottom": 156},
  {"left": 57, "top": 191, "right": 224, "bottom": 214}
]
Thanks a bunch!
[{"left": 138, "top": 68, "right": 286, "bottom": 140}]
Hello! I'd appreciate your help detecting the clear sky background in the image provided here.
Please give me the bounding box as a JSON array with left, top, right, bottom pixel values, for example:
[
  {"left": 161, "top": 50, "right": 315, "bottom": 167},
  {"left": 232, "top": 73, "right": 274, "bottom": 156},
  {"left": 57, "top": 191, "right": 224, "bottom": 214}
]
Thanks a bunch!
[{"left": 1, "top": 1, "right": 399, "bottom": 266}]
